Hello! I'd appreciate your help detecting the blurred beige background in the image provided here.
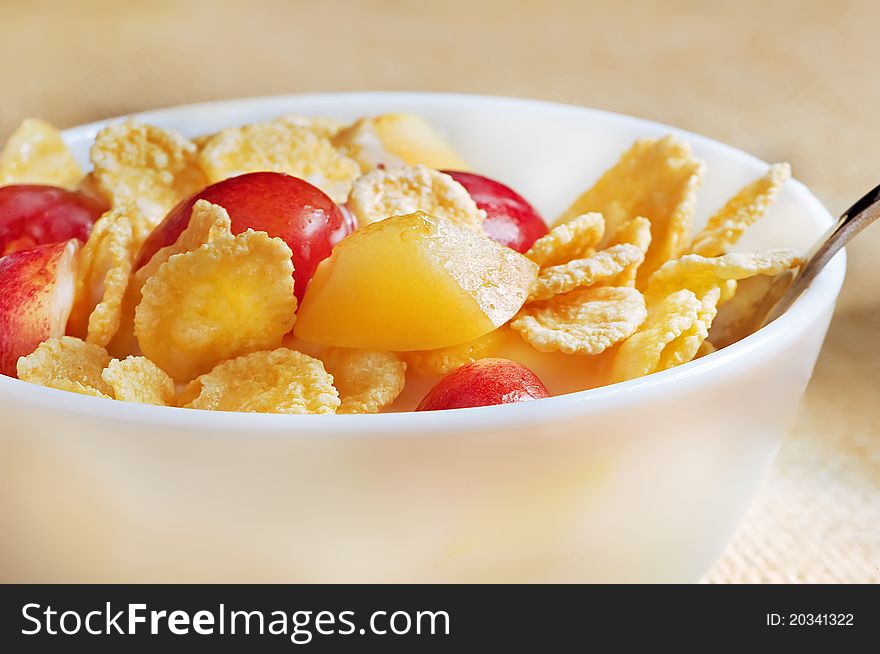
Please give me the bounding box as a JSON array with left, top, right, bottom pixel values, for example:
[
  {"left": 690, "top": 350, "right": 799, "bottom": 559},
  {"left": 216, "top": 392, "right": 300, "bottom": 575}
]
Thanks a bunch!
[{"left": 2, "top": 0, "right": 877, "bottom": 582}]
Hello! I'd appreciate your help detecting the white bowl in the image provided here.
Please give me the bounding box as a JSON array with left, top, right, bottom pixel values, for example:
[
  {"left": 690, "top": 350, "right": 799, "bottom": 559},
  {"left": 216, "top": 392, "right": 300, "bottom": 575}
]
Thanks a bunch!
[{"left": 0, "top": 93, "right": 845, "bottom": 582}]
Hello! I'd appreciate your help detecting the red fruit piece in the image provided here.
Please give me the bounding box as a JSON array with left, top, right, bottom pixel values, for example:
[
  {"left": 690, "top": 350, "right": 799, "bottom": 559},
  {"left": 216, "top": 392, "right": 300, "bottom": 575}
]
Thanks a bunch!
[
  {"left": 0, "top": 240, "right": 79, "bottom": 377},
  {"left": 444, "top": 171, "right": 548, "bottom": 253},
  {"left": 416, "top": 357, "right": 549, "bottom": 411},
  {"left": 0, "top": 184, "right": 107, "bottom": 256},
  {"left": 137, "top": 172, "right": 350, "bottom": 301}
]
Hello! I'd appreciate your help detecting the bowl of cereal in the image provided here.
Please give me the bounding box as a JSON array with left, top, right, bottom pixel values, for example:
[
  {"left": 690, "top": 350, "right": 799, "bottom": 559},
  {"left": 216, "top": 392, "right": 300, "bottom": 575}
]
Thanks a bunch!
[{"left": 0, "top": 93, "right": 845, "bottom": 582}]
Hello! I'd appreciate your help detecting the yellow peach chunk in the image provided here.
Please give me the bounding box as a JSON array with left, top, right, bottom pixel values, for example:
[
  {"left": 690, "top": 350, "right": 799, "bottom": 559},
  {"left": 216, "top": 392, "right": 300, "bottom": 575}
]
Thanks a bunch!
[
  {"left": 333, "top": 113, "right": 468, "bottom": 171},
  {"left": 0, "top": 119, "right": 82, "bottom": 188},
  {"left": 294, "top": 212, "right": 538, "bottom": 351}
]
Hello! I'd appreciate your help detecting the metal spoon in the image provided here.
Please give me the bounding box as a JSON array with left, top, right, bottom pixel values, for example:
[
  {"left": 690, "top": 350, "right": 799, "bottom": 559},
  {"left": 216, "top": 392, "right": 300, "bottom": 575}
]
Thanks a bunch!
[{"left": 709, "top": 182, "right": 880, "bottom": 348}]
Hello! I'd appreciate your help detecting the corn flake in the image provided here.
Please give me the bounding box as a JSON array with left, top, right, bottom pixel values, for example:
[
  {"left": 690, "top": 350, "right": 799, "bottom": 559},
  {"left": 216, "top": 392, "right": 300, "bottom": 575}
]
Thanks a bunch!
[
  {"left": 610, "top": 290, "right": 703, "bottom": 382},
  {"left": 277, "top": 114, "right": 347, "bottom": 140},
  {"left": 49, "top": 379, "right": 113, "bottom": 398},
  {"left": 605, "top": 216, "right": 652, "bottom": 287},
  {"left": 186, "top": 348, "right": 340, "bottom": 414},
  {"left": 113, "top": 201, "right": 236, "bottom": 358},
  {"left": 176, "top": 379, "right": 203, "bottom": 407},
  {"left": 135, "top": 230, "right": 296, "bottom": 381},
  {"left": 528, "top": 243, "right": 644, "bottom": 302},
  {"left": 17, "top": 336, "right": 113, "bottom": 396},
  {"left": 644, "top": 249, "right": 800, "bottom": 305},
  {"left": 0, "top": 119, "right": 83, "bottom": 188},
  {"left": 512, "top": 286, "right": 646, "bottom": 355},
  {"left": 198, "top": 121, "right": 360, "bottom": 203},
  {"left": 656, "top": 286, "right": 722, "bottom": 370},
  {"left": 322, "top": 348, "right": 406, "bottom": 414},
  {"left": 101, "top": 356, "right": 176, "bottom": 406},
  {"left": 689, "top": 164, "right": 791, "bottom": 257},
  {"left": 555, "top": 135, "right": 704, "bottom": 286},
  {"left": 525, "top": 213, "right": 605, "bottom": 267},
  {"left": 91, "top": 121, "right": 206, "bottom": 227},
  {"left": 347, "top": 165, "right": 486, "bottom": 231},
  {"left": 404, "top": 329, "right": 506, "bottom": 376},
  {"left": 67, "top": 207, "right": 137, "bottom": 348},
  {"left": 135, "top": 199, "right": 233, "bottom": 287}
]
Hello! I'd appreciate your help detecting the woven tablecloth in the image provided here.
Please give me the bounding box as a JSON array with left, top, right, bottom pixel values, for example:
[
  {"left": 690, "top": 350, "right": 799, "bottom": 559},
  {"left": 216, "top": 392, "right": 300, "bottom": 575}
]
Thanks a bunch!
[{"left": 2, "top": 0, "right": 877, "bottom": 582}]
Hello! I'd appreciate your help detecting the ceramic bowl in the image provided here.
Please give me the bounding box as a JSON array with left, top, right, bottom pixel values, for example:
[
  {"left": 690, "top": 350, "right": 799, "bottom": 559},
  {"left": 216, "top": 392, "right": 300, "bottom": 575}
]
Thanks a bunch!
[{"left": 0, "top": 93, "right": 845, "bottom": 582}]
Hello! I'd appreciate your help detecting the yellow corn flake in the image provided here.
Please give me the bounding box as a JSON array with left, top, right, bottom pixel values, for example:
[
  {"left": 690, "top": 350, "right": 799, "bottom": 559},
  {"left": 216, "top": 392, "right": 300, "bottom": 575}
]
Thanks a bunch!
[
  {"left": 656, "top": 286, "right": 722, "bottom": 370},
  {"left": 111, "top": 201, "right": 235, "bottom": 359},
  {"left": 644, "top": 249, "right": 800, "bottom": 305},
  {"left": 101, "top": 356, "right": 176, "bottom": 406},
  {"left": 198, "top": 121, "right": 360, "bottom": 203},
  {"left": 333, "top": 113, "right": 468, "bottom": 172},
  {"left": 176, "top": 379, "right": 203, "bottom": 407},
  {"left": 135, "top": 230, "right": 297, "bottom": 382},
  {"left": 512, "top": 286, "right": 646, "bottom": 355},
  {"left": 277, "top": 114, "right": 347, "bottom": 140},
  {"left": 528, "top": 244, "right": 644, "bottom": 302},
  {"left": 135, "top": 200, "right": 233, "bottom": 287},
  {"left": 90, "top": 121, "right": 206, "bottom": 227},
  {"left": 555, "top": 135, "right": 704, "bottom": 286},
  {"left": 67, "top": 207, "right": 137, "bottom": 348},
  {"left": 605, "top": 216, "right": 652, "bottom": 287},
  {"left": 689, "top": 164, "right": 791, "bottom": 257},
  {"left": 49, "top": 379, "right": 113, "bottom": 398},
  {"left": 0, "top": 118, "right": 83, "bottom": 188},
  {"left": 525, "top": 213, "right": 605, "bottom": 267},
  {"left": 185, "top": 348, "right": 340, "bottom": 414},
  {"left": 347, "top": 164, "right": 486, "bottom": 231},
  {"left": 403, "top": 329, "right": 506, "bottom": 376},
  {"left": 17, "top": 336, "right": 113, "bottom": 396},
  {"left": 321, "top": 348, "right": 406, "bottom": 414},
  {"left": 191, "top": 133, "right": 214, "bottom": 150},
  {"left": 609, "top": 290, "right": 702, "bottom": 382}
]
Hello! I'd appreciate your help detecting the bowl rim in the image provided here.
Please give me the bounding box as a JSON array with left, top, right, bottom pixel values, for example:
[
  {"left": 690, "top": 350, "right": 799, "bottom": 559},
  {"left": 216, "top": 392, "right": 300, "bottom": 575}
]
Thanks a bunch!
[{"left": 0, "top": 91, "right": 847, "bottom": 435}]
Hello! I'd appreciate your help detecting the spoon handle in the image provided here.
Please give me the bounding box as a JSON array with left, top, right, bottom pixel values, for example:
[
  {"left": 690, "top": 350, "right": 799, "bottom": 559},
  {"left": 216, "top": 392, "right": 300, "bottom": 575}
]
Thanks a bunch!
[{"left": 765, "top": 182, "right": 880, "bottom": 323}]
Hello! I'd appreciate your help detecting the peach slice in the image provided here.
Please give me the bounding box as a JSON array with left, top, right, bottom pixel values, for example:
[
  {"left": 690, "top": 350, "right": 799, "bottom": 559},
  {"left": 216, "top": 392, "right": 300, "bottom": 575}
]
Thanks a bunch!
[
  {"left": 333, "top": 113, "right": 469, "bottom": 171},
  {"left": 294, "top": 212, "right": 539, "bottom": 351},
  {"left": 0, "top": 240, "right": 78, "bottom": 377}
]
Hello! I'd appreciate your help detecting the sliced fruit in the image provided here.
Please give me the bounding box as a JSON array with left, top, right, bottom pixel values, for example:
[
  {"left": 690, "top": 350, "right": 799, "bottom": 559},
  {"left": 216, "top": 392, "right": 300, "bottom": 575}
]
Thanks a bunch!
[
  {"left": 294, "top": 212, "right": 539, "bottom": 351},
  {"left": 0, "top": 184, "right": 107, "bottom": 256},
  {"left": 333, "top": 113, "right": 468, "bottom": 171},
  {"left": 444, "top": 171, "right": 548, "bottom": 252},
  {"left": 137, "top": 172, "right": 349, "bottom": 301},
  {"left": 0, "top": 240, "right": 79, "bottom": 377},
  {"left": 415, "top": 358, "right": 549, "bottom": 411},
  {"left": 0, "top": 119, "right": 83, "bottom": 188}
]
